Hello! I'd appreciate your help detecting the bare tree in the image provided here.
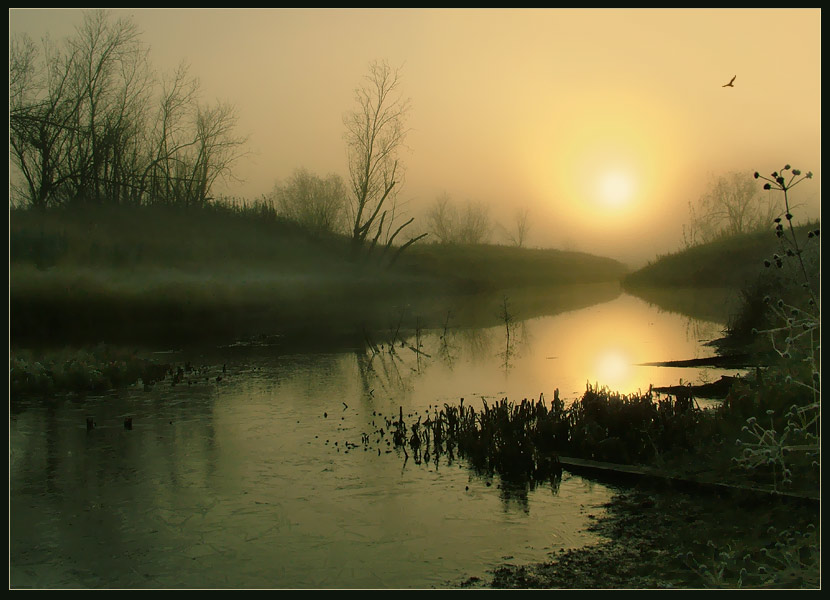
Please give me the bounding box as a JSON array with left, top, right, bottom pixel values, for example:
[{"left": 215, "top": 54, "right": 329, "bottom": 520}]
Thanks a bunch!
[
  {"left": 426, "top": 194, "right": 491, "bottom": 244},
  {"left": 137, "top": 65, "right": 246, "bottom": 207},
  {"left": 426, "top": 192, "right": 458, "bottom": 243},
  {"left": 63, "top": 10, "right": 152, "bottom": 205},
  {"left": 179, "top": 100, "right": 247, "bottom": 207},
  {"left": 457, "top": 200, "right": 491, "bottom": 245},
  {"left": 506, "top": 207, "right": 531, "bottom": 248},
  {"left": 136, "top": 61, "right": 200, "bottom": 205},
  {"left": 9, "top": 11, "right": 247, "bottom": 210},
  {"left": 10, "top": 33, "right": 52, "bottom": 208},
  {"left": 684, "top": 171, "right": 781, "bottom": 247},
  {"left": 343, "top": 60, "right": 425, "bottom": 261},
  {"left": 272, "top": 168, "right": 348, "bottom": 233},
  {"left": 10, "top": 11, "right": 152, "bottom": 208},
  {"left": 10, "top": 34, "right": 85, "bottom": 209}
]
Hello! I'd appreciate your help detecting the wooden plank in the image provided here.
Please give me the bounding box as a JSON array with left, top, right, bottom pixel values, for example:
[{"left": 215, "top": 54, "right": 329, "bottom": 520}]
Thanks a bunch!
[{"left": 559, "top": 456, "right": 819, "bottom": 503}]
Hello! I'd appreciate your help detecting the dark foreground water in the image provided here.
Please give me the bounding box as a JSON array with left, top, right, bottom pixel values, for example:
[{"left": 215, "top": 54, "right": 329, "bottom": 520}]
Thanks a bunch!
[{"left": 10, "top": 290, "right": 742, "bottom": 588}]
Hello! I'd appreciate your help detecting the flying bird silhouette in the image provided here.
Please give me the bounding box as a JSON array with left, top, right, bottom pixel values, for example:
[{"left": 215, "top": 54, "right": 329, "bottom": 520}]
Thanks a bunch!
[{"left": 722, "top": 75, "right": 736, "bottom": 88}]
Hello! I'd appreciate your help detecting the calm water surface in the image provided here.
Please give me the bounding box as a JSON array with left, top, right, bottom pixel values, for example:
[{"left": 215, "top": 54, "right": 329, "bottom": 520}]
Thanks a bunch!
[{"left": 10, "top": 290, "right": 742, "bottom": 588}]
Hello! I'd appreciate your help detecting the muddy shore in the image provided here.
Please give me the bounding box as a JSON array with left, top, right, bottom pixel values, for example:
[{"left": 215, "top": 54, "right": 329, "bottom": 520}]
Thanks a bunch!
[{"left": 457, "top": 481, "right": 819, "bottom": 589}]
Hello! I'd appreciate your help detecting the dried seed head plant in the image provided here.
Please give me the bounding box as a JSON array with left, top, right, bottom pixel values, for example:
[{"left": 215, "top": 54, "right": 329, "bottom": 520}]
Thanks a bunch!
[{"left": 731, "top": 165, "right": 820, "bottom": 492}]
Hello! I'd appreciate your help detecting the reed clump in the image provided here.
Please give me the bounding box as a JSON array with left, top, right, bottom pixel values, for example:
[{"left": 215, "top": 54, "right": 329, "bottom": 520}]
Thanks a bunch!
[{"left": 390, "top": 385, "right": 709, "bottom": 484}]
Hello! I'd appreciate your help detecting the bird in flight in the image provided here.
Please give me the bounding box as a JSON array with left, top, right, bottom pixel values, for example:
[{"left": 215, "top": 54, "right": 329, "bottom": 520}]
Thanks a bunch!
[{"left": 722, "top": 75, "right": 736, "bottom": 88}]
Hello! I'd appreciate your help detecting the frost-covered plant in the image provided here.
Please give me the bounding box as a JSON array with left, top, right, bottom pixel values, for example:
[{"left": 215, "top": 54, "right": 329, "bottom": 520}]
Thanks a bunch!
[
  {"left": 681, "top": 540, "right": 746, "bottom": 588},
  {"left": 731, "top": 165, "right": 820, "bottom": 489},
  {"left": 682, "top": 526, "right": 819, "bottom": 588},
  {"left": 731, "top": 406, "right": 819, "bottom": 491},
  {"left": 10, "top": 344, "right": 169, "bottom": 395}
]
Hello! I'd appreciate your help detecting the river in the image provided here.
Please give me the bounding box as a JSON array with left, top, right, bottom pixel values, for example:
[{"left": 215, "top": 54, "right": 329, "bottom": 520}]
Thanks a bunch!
[{"left": 9, "top": 286, "right": 744, "bottom": 589}]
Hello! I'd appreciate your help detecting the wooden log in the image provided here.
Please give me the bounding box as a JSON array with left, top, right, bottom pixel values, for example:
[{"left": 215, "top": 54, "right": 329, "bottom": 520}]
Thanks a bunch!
[{"left": 559, "top": 455, "right": 819, "bottom": 504}]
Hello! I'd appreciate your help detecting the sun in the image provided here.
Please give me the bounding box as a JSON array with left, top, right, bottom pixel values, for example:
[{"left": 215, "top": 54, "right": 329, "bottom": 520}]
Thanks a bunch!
[{"left": 597, "top": 170, "right": 635, "bottom": 209}]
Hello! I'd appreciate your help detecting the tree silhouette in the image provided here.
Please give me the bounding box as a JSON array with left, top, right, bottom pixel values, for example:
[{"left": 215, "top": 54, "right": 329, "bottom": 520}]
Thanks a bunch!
[{"left": 343, "top": 60, "right": 426, "bottom": 263}]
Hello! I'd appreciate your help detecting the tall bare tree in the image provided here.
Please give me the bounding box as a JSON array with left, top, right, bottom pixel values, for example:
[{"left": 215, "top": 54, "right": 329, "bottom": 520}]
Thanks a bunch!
[
  {"left": 136, "top": 65, "right": 246, "bottom": 207},
  {"left": 10, "top": 11, "right": 151, "bottom": 208},
  {"left": 343, "top": 60, "right": 425, "bottom": 261}
]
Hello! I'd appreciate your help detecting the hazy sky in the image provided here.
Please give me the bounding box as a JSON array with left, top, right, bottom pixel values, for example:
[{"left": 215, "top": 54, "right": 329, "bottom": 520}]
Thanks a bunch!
[{"left": 9, "top": 8, "right": 821, "bottom": 266}]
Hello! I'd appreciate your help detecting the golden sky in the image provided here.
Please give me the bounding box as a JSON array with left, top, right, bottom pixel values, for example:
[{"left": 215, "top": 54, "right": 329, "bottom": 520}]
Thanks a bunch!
[{"left": 9, "top": 8, "right": 821, "bottom": 266}]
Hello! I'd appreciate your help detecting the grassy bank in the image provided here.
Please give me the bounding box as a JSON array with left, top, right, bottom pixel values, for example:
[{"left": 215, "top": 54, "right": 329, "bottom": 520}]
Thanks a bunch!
[
  {"left": 623, "top": 223, "right": 819, "bottom": 352},
  {"left": 9, "top": 204, "right": 628, "bottom": 289},
  {"left": 10, "top": 205, "right": 627, "bottom": 347},
  {"left": 623, "top": 224, "right": 817, "bottom": 291}
]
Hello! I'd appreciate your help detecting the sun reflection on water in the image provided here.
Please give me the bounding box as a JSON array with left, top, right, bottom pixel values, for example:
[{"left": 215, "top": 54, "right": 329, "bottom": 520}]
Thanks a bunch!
[{"left": 593, "top": 347, "right": 634, "bottom": 392}]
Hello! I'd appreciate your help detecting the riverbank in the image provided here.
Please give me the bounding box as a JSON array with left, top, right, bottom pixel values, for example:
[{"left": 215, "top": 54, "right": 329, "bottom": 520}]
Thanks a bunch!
[
  {"left": 622, "top": 223, "right": 818, "bottom": 290},
  {"left": 622, "top": 222, "right": 819, "bottom": 356},
  {"left": 382, "top": 386, "right": 819, "bottom": 589},
  {"left": 467, "top": 482, "right": 819, "bottom": 589},
  {"left": 10, "top": 204, "right": 627, "bottom": 347}
]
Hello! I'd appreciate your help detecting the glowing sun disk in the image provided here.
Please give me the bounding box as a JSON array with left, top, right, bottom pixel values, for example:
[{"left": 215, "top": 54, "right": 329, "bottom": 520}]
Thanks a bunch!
[{"left": 598, "top": 170, "right": 634, "bottom": 208}]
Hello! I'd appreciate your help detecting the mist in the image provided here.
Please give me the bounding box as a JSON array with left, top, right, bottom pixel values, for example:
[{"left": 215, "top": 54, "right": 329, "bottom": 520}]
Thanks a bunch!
[{"left": 9, "top": 8, "right": 821, "bottom": 267}]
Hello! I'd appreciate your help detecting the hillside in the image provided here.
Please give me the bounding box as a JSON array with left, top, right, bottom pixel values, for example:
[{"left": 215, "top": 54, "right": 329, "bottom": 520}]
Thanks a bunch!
[
  {"left": 10, "top": 205, "right": 628, "bottom": 346},
  {"left": 623, "top": 224, "right": 818, "bottom": 290}
]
